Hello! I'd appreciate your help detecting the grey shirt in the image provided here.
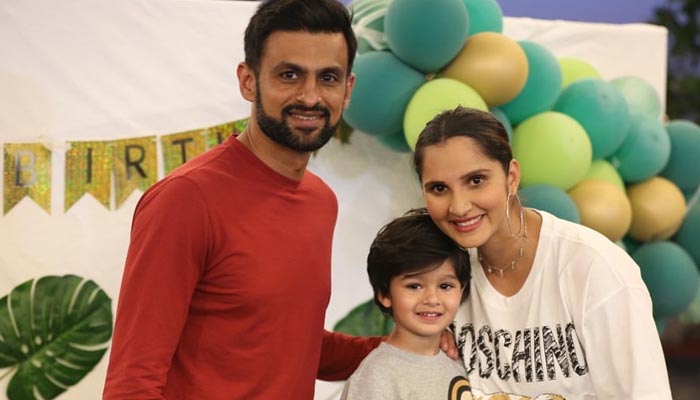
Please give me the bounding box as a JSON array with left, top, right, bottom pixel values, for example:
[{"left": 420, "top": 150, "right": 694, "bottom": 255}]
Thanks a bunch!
[{"left": 341, "top": 342, "right": 471, "bottom": 400}]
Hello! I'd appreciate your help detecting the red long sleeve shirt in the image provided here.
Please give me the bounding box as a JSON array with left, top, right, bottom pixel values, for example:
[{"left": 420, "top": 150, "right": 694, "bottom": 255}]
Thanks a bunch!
[{"left": 103, "top": 137, "right": 380, "bottom": 399}]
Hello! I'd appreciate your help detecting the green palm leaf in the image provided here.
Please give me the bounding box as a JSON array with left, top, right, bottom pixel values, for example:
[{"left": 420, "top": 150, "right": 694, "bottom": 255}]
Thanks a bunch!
[
  {"left": 333, "top": 298, "right": 394, "bottom": 336},
  {"left": 0, "top": 275, "right": 112, "bottom": 400}
]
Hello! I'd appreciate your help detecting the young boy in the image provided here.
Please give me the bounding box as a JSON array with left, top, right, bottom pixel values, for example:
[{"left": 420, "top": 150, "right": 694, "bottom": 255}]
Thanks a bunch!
[{"left": 341, "top": 208, "right": 474, "bottom": 400}]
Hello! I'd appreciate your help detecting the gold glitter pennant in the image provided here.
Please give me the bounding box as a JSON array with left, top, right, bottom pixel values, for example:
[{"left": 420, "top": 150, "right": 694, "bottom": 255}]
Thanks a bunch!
[
  {"left": 204, "top": 118, "right": 248, "bottom": 149},
  {"left": 161, "top": 129, "right": 207, "bottom": 175},
  {"left": 65, "top": 141, "right": 112, "bottom": 211},
  {"left": 112, "top": 136, "right": 157, "bottom": 209},
  {"left": 3, "top": 143, "right": 51, "bottom": 215}
]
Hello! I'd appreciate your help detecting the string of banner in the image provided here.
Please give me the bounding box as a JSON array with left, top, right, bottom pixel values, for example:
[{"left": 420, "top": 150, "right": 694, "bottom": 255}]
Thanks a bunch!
[{"left": 2, "top": 118, "right": 249, "bottom": 215}]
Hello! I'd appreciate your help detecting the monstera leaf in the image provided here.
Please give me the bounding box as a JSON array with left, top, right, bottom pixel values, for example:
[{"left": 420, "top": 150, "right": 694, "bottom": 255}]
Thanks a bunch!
[
  {"left": 333, "top": 298, "right": 394, "bottom": 336},
  {"left": 0, "top": 275, "right": 112, "bottom": 400}
]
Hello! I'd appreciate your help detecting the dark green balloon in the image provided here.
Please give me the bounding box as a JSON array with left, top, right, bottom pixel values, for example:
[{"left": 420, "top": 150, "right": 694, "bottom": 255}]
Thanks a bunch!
[
  {"left": 519, "top": 184, "right": 580, "bottom": 223},
  {"left": 660, "top": 120, "right": 700, "bottom": 191},
  {"left": 501, "top": 41, "right": 562, "bottom": 126},
  {"left": 344, "top": 51, "right": 426, "bottom": 136},
  {"left": 633, "top": 241, "right": 700, "bottom": 318},
  {"left": 489, "top": 107, "right": 512, "bottom": 141},
  {"left": 463, "top": 0, "right": 503, "bottom": 35},
  {"left": 609, "top": 113, "right": 671, "bottom": 183},
  {"left": 553, "top": 78, "right": 630, "bottom": 159},
  {"left": 674, "top": 200, "right": 700, "bottom": 268},
  {"left": 385, "top": 0, "right": 469, "bottom": 72}
]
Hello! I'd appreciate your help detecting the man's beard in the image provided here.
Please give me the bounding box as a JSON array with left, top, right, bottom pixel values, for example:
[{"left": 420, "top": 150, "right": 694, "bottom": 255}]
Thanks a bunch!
[{"left": 255, "top": 86, "right": 340, "bottom": 152}]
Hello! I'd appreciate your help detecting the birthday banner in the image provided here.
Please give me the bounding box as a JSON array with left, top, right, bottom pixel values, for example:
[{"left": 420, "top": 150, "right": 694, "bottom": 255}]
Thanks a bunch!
[{"left": 3, "top": 119, "right": 248, "bottom": 214}]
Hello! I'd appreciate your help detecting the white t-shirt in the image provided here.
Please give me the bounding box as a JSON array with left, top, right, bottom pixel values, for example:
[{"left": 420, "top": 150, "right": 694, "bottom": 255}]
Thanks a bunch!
[{"left": 454, "top": 210, "right": 672, "bottom": 399}]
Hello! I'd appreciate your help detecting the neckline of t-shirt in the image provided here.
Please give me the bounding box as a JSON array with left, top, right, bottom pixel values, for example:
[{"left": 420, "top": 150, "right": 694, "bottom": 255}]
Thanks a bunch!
[
  {"left": 471, "top": 209, "right": 552, "bottom": 308},
  {"left": 379, "top": 342, "right": 447, "bottom": 362},
  {"left": 227, "top": 135, "right": 308, "bottom": 190}
]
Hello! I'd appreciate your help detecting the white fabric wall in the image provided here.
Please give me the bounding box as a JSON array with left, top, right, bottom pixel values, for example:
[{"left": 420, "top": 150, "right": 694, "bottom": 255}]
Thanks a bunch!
[{"left": 0, "top": 1, "right": 666, "bottom": 398}]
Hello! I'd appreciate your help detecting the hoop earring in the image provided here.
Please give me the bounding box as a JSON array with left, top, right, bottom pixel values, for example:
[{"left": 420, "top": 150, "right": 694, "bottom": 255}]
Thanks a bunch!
[{"left": 506, "top": 193, "right": 525, "bottom": 238}]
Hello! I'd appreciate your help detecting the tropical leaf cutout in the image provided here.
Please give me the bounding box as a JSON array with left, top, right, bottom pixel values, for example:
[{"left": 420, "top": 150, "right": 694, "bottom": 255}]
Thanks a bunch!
[
  {"left": 333, "top": 298, "right": 394, "bottom": 336},
  {"left": 0, "top": 275, "right": 113, "bottom": 400}
]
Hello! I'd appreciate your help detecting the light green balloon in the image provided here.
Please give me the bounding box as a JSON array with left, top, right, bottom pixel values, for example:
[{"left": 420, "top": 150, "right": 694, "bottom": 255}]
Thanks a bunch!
[
  {"left": 611, "top": 76, "right": 662, "bottom": 119},
  {"left": 584, "top": 160, "right": 625, "bottom": 192},
  {"left": 558, "top": 57, "right": 601, "bottom": 88},
  {"left": 404, "top": 78, "right": 487, "bottom": 149},
  {"left": 513, "top": 111, "right": 592, "bottom": 190}
]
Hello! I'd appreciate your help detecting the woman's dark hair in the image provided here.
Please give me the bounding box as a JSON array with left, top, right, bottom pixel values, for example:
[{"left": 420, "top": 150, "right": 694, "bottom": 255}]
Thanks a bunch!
[
  {"left": 367, "top": 208, "right": 471, "bottom": 314},
  {"left": 244, "top": 0, "right": 357, "bottom": 74},
  {"left": 413, "top": 106, "right": 512, "bottom": 180}
]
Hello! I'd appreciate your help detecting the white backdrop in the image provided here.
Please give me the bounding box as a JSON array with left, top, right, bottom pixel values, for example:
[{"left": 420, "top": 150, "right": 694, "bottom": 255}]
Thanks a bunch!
[{"left": 0, "top": 1, "right": 666, "bottom": 399}]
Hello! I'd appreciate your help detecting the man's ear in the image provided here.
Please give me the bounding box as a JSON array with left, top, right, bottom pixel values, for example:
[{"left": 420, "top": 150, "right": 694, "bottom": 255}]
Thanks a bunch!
[
  {"left": 342, "top": 72, "right": 355, "bottom": 110},
  {"left": 237, "top": 62, "right": 256, "bottom": 102}
]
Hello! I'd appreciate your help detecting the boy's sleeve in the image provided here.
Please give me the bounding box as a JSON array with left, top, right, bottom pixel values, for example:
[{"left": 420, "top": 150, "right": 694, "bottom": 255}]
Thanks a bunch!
[{"left": 317, "top": 330, "right": 384, "bottom": 381}]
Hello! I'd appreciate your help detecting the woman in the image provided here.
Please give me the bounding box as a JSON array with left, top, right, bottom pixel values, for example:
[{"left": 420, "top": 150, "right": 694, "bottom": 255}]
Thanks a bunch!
[{"left": 413, "top": 106, "right": 672, "bottom": 399}]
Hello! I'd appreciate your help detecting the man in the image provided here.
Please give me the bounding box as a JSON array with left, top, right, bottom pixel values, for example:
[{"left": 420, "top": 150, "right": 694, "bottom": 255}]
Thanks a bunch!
[{"left": 103, "top": 1, "right": 381, "bottom": 398}]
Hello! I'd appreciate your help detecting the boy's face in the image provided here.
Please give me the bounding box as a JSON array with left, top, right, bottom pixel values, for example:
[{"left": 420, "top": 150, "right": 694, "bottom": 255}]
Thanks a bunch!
[{"left": 379, "top": 261, "right": 463, "bottom": 353}]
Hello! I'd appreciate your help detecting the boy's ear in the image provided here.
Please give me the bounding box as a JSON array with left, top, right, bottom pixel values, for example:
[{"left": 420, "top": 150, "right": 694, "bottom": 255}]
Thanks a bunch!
[{"left": 378, "top": 293, "right": 392, "bottom": 309}]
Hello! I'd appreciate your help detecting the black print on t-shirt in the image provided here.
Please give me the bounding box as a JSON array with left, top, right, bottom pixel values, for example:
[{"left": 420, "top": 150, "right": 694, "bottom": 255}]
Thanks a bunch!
[{"left": 456, "top": 322, "right": 588, "bottom": 383}]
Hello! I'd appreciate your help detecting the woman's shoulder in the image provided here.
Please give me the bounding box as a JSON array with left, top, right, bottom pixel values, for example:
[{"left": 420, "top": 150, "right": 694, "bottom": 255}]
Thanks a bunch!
[{"left": 536, "top": 210, "right": 643, "bottom": 286}]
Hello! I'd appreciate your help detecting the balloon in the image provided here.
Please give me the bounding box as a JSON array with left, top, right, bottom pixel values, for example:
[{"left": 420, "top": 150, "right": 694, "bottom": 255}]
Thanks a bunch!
[
  {"left": 463, "top": 0, "right": 503, "bottom": 35},
  {"left": 403, "top": 78, "right": 487, "bottom": 149},
  {"left": 519, "top": 184, "right": 580, "bottom": 223},
  {"left": 489, "top": 107, "right": 512, "bottom": 141},
  {"left": 384, "top": 0, "right": 469, "bottom": 72},
  {"left": 376, "top": 129, "right": 412, "bottom": 153},
  {"left": 674, "top": 200, "right": 700, "bottom": 267},
  {"left": 627, "top": 177, "right": 686, "bottom": 242},
  {"left": 558, "top": 57, "right": 601, "bottom": 88},
  {"left": 655, "top": 318, "right": 665, "bottom": 336},
  {"left": 553, "top": 79, "right": 630, "bottom": 159},
  {"left": 441, "top": 32, "right": 528, "bottom": 106},
  {"left": 660, "top": 120, "right": 700, "bottom": 192},
  {"left": 621, "top": 235, "right": 642, "bottom": 255},
  {"left": 512, "top": 112, "right": 592, "bottom": 190},
  {"left": 609, "top": 113, "right": 671, "bottom": 183},
  {"left": 583, "top": 160, "right": 625, "bottom": 192},
  {"left": 610, "top": 76, "right": 662, "bottom": 119},
  {"left": 349, "top": 0, "right": 391, "bottom": 54},
  {"left": 344, "top": 51, "right": 426, "bottom": 136},
  {"left": 567, "top": 179, "right": 632, "bottom": 241},
  {"left": 678, "top": 286, "right": 700, "bottom": 324},
  {"left": 633, "top": 241, "right": 700, "bottom": 318},
  {"left": 500, "top": 41, "right": 562, "bottom": 125}
]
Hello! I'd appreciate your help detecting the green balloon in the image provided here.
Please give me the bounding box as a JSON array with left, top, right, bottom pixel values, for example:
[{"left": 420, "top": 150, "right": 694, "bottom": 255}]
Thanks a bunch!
[
  {"left": 376, "top": 129, "right": 412, "bottom": 153},
  {"left": 501, "top": 41, "right": 562, "bottom": 125},
  {"left": 350, "top": 0, "right": 391, "bottom": 54},
  {"left": 674, "top": 200, "right": 700, "bottom": 267},
  {"left": 583, "top": 160, "right": 625, "bottom": 192},
  {"left": 660, "top": 120, "right": 700, "bottom": 191},
  {"left": 519, "top": 184, "right": 580, "bottom": 223},
  {"left": 633, "top": 241, "right": 700, "bottom": 318},
  {"left": 489, "top": 107, "right": 512, "bottom": 141},
  {"left": 611, "top": 76, "right": 662, "bottom": 119},
  {"left": 553, "top": 78, "right": 631, "bottom": 159},
  {"left": 404, "top": 78, "right": 487, "bottom": 149},
  {"left": 609, "top": 113, "right": 671, "bottom": 184},
  {"left": 463, "top": 0, "right": 503, "bottom": 35},
  {"left": 513, "top": 111, "right": 592, "bottom": 190},
  {"left": 344, "top": 51, "right": 426, "bottom": 136},
  {"left": 621, "top": 235, "right": 643, "bottom": 255},
  {"left": 678, "top": 286, "right": 700, "bottom": 324},
  {"left": 385, "top": 0, "right": 469, "bottom": 72},
  {"left": 558, "top": 57, "right": 601, "bottom": 88}
]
